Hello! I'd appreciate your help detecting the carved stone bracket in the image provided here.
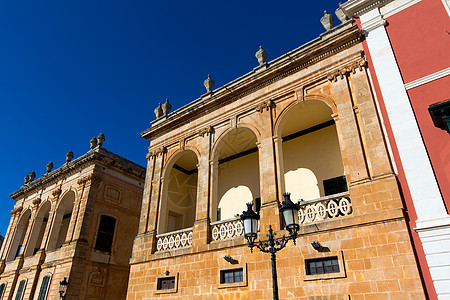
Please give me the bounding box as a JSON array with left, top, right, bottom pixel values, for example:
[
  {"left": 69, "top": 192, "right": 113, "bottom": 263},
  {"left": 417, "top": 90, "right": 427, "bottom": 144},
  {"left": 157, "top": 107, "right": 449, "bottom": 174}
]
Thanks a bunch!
[
  {"left": 146, "top": 147, "right": 166, "bottom": 159},
  {"left": 327, "top": 58, "right": 367, "bottom": 82},
  {"left": 32, "top": 198, "right": 41, "bottom": 207},
  {"left": 255, "top": 100, "right": 275, "bottom": 113},
  {"left": 77, "top": 174, "right": 102, "bottom": 186},
  {"left": 11, "top": 206, "right": 23, "bottom": 215},
  {"left": 198, "top": 126, "right": 214, "bottom": 137},
  {"left": 52, "top": 188, "right": 62, "bottom": 200}
]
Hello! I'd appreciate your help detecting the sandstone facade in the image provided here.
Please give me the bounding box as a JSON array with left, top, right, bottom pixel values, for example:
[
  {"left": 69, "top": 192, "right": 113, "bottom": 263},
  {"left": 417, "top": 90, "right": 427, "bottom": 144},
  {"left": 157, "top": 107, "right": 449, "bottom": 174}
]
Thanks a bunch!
[
  {"left": 128, "top": 22, "right": 427, "bottom": 299},
  {"left": 0, "top": 146, "right": 145, "bottom": 300}
]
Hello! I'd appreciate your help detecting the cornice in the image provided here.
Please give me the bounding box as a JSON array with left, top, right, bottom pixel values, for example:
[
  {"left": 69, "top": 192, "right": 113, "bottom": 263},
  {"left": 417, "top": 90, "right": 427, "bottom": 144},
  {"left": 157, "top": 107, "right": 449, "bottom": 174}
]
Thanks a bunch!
[
  {"left": 10, "top": 147, "right": 145, "bottom": 200},
  {"left": 141, "top": 22, "right": 361, "bottom": 142},
  {"left": 340, "top": 0, "right": 393, "bottom": 17}
]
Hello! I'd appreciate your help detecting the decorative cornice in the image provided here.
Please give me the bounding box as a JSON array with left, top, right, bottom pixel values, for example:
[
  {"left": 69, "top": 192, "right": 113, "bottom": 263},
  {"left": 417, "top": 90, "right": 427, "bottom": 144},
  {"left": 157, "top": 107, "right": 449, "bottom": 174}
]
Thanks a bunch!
[
  {"left": 327, "top": 58, "right": 367, "bottom": 81},
  {"left": 340, "top": 0, "right": 391, "bottom": 17},
  {"left": 404, "top": 67, "right": 450, "bottom": 90},
  {"left": 32, "top": 198, "right": 41, "bottom": 206},
  {"left": 146, "top": 147, "right": 166, "bottom": 159},
  {"left": 141, "top": 23, "right": 360, "bottom": 141},
  {"left": 77, "top": 174, "right": 102, "bottom": 186},
  {"left": 360, "top": 13, "right": 386, "bottom": 35},
  {"left": 198, "top": 126, "right": 214, "bottom": 137},
  {"left": 11, "top": 206, "right": 23, "bottom": 215}
]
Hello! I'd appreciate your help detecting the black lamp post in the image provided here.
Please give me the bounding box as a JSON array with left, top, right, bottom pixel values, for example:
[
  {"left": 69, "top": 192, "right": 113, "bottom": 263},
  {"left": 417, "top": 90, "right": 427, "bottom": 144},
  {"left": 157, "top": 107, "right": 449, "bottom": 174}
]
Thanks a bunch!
[
  {"left": 59, "top": 277, "right": 68, "bottom": 299},
  {"left": 240, "top": 193, "right": 300, "bottom": 300}
]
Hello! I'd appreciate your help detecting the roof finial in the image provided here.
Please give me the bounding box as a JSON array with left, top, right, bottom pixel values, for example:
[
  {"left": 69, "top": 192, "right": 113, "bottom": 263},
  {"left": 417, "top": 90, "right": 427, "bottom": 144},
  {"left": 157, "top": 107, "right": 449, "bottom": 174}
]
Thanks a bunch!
[{"left": 204, "top": 74, "right": 215, "bottom": 93}]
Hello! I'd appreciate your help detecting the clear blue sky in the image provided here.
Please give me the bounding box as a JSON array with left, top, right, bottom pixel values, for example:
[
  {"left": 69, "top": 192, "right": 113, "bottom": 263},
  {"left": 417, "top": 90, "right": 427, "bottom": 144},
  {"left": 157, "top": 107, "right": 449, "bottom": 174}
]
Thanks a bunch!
[{"left": 0, "top": 0, "right": 343, "bottom": 236}]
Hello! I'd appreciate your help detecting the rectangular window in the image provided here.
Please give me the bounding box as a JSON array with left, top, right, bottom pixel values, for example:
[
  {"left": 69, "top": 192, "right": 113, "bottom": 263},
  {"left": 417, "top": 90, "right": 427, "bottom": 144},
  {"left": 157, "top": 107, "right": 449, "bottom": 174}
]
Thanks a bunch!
[
  {"left": 217, "top": 208, "right": 221, "bottom": 221},
  {"left": 0, "top": 283, "right": 6, "bottom": 298},
  {"left": 14, "top": 280, "right": 26, "bottom": 300},
  {"left": 94, "top": 215, "right": 116, "bottom": 252},
  {"left": 220, "top": 268, "right": 244, "bottom": 284},
  {"left": 157, "top": 277, "right": 175, "bottom": 290},
  {"left": 323, "top": 176, "right": 347, "bottom": 196},
  {"left": 255, "top": 197, "right": 261, "bottom": 213},
  {"left": 306, "top": 257, "right": 340, "bottom": 275},
  {"left": 37, "top": 276, "right": 51, "bottom": 300}
]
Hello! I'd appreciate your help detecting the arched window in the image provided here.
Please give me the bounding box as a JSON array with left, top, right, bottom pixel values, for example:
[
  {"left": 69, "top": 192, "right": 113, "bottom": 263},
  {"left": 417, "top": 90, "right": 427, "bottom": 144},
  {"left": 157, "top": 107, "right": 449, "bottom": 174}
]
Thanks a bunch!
[
  {"left": 36, "top": 275, "right": 51, "bottom": 300},
  {"left": 0, "top": 283, "right": 6, "bottom": 298},
  {"left": 47, "top": 191, "right": 75, "bottom": 252},
  {"left": 7, "top": 210, "right": 31, "bottom": 262},
  {"left": 94, "top": 215, "right": 116, "bottom": 253},
  {"left": 24, "top": 201, "right": 51, "bottom": 257},
  {"left": 14, "top": 280, "right": 26, "bottom": 300}
]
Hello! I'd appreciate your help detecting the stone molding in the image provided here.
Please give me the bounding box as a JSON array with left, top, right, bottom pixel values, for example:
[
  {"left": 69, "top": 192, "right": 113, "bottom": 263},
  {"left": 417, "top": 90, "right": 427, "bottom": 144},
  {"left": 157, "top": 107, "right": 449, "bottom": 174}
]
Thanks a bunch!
[
  {"left": 11, "top": 206, "right": 23, "bottom": 215},
  {"left": 404, "top": 67, "right": 450, "bottom": 90},
  {"left": 255, "top": 100, "right": 275, "bottom": 113},
  {"left": 327, "top": 58, "right": 367, "bottom": 81},
  {"left": 146, "top": 147, "right": 166, "bottom": 159},
  {"left": 198, "top": 126, "right": 214, "bottom": 137},
  {"left": 77, "top": 174, "right": 102, "bottom": 186},
  {"left": 52, "top": 188, "right": 62, "bottom": 200}
]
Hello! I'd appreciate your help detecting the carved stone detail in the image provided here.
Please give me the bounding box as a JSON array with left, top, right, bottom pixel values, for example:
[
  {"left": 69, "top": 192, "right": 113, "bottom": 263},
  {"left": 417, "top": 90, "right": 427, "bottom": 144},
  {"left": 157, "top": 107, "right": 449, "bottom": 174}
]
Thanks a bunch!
[
  {"left": 24, "top": 171, "right": 36, "bottom": 185},
  {"left": 204, "top": 74, "right": 215, "bottom": 93},
  {"left": 162, "top": 98, "right": 172, "bottom": 116},
  {"left": 52, "top": 188, "right": 62, "bottom": 200},
  {"left": 97, "top": 133, "right": 105, "bottom": 147},
  {"left": 198, "top": 126, "right": 214, "bottom": 137},
  {"left": 77, "top": 174, "right": 102, "bottom": 186},
  {"left": 66, "top": 151, "right": 74, "bottom": 163},
  {"left": 154, "top": 103, "right": 163, "bottom": 119},
  {"left": 46, "top": 162, "right": 53, "bottom": 173},
  {"left": 255, "top": 100, "right": 275, "bottom": 113},
  {"left": 32, "top": 198, "right": 41, "bottom": 206},
  {"left": 11, "top": 206, "right": 23, "bottom": 215},
  {"left": 146, "top": 147, "right": 166, "bottom": 159},
  {"left": 90, "top": 137, "right": 98, "bottom": 149},
  {"left": 327, "top": 58, "right": 367, "bottom": 81},
  {"left": 255, "top": 46, "right": 268, "bottom": 66},
  {"left": 320, "top": 11, "right": 334, "bottom": 31}
]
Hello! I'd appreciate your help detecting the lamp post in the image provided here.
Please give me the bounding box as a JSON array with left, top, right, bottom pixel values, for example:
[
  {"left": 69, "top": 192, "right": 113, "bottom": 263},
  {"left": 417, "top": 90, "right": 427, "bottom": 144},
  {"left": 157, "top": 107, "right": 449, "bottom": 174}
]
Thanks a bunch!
[
  {"left": 59, "top": 277, "right": 68, "bottom": 299},
  {"left": 240, "top": 193, "right": 300, "bottom": 300}
]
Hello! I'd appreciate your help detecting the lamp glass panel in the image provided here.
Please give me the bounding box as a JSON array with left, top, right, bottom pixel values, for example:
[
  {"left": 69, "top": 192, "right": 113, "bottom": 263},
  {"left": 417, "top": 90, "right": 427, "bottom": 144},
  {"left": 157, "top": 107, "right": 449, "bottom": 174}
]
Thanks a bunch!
[{"left": 282, "top": 209, "right": 294, "bottom": 228}]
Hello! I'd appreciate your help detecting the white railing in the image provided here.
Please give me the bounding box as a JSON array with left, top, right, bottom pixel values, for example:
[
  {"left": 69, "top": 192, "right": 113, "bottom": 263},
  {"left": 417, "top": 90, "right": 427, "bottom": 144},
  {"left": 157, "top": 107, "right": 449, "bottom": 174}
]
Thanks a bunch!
[
  {"left": 210, "top": 217, "right": 244, "bottom": 241},
  {"left": 156, "top": 227, "right": 193, "bottom": 252},
  {"left": 298, "top": 192, "right": 352, "bottom": 224}
]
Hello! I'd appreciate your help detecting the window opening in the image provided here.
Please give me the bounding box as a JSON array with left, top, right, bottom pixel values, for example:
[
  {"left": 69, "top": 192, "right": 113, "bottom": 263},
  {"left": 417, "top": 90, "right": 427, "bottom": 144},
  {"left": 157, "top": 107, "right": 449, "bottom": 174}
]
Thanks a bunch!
[
  {"left": 220, "top": 268, "right": 244, "bottom": 284},
  {"left": 94, "top": 215, "right": 116, "bottom": 252},
  {"left": 157, "top": 277, "right": 175, "bottom": 290},
  {"left": 323, "top": 176, "right": 347, "bottom": 196},
  {"left": 306, "top": 256, "right": 340, "bottom": 275},
  {"left": 37, "top": 275, "right": 51, "bottom": 300},
  {"left": 0, "top": 283, "right": 5, "bottom": 298},
  {"left": 14, "top": 280, "right": 26, "bottom": 300}
]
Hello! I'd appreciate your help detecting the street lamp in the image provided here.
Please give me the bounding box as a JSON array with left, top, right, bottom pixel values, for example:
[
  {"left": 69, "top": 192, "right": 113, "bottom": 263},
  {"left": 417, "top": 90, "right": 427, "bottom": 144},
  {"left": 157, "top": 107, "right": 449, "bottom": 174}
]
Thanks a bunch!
[
  {"left": 59, "top": 277, "right": 68, "bottom": 299},
  {"left": 240, "top": 193, "right": 300, "bottom": 300}
]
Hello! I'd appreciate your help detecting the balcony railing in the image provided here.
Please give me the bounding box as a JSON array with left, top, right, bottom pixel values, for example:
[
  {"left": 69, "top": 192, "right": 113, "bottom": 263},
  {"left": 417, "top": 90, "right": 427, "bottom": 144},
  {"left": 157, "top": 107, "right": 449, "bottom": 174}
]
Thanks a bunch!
[
  {"left": 298, "top": 192, "right": 352, "bottom": 224},
  {"left": 156, "top": 227, "right": 193, "bottom": 252},
  {"left": 210, "top": 217, "right": 244, "bottom": 242}
]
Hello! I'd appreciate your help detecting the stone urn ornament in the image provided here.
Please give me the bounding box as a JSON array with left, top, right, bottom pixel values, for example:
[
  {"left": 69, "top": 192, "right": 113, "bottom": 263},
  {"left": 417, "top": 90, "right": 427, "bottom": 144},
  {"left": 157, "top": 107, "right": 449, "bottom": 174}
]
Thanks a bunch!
[
  {"left": 66, "top": 151, "right": 74, "bottom": 163},
  {"left": 90, "top": 137, "right": 97, "bottom": 149},
  {"left": 204, "top": 74, "right": 215, "bottom": 93},
  {"left": 46, "top": 162, "right": 53, "bottom": 173},
  {"left": 24, "top": 173, "right": 30, "bottom": 184},
  {"left": 255, "top": 46, "right": 268, "bottom": 66},
  {"left": 29, "top": 171, "right": 36, "bottom": 182},
  {"left": 162, "top": 98, "right": 172, "bottom": 116},
  {"left": 320, "top": 10, "right": 334, "bottom": 31},
  {"left": 335, "top": 5, "right": 348, "bottom": 23},
  {"left": 97, "top": 133, "right": 105, "bottom": 147},
  {"left": 154, "top": 103, "right": 163, "bottom": 119}
]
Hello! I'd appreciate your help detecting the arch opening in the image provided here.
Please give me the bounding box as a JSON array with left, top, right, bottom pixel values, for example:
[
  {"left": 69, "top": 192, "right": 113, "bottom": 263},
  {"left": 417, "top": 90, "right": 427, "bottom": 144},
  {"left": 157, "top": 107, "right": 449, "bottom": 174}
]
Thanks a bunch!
[
  {"left": 159, "top": 150, "right": 198, "bottom": 234},
  {"left": 24, "top": 201, "right": 51, "bottom": 257},
  {"left": 213, "top": 127, "right": 260, "bottom": 221},
  {"left": 47, "top": 191, "right": 75, "bottom": 252},
  {"left": 278, "top": 100, "right": 347, "bottom": 201},
  {"left": 7, "top": 209, "right": 31, "bottom": 262}
]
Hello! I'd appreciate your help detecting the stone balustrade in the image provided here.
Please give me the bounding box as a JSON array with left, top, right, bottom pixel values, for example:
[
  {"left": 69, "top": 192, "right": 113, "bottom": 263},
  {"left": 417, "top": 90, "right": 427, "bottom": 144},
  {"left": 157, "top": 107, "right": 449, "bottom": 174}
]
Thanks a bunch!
[
  {"left": 210, "top": 217, "right": 244, "bottom": 242},
  {"left": 298, "top": 192, "right": 352, "bottom": 224},
  {"left": 155, "top": 227, "right": 193, "bottom": 252}
]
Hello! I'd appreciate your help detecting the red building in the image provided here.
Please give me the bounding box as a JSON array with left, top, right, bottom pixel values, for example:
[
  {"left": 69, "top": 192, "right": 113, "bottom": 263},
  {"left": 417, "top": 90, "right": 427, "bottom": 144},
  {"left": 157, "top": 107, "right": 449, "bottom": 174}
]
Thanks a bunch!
[{"left": 340, "top": 0, "right": 450, "bottom": 298}]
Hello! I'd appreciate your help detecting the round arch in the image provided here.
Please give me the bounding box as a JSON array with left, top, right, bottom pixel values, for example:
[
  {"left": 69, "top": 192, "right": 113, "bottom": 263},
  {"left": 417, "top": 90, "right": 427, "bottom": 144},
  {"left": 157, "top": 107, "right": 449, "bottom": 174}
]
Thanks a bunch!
[
  {"left": 24, "top": 201, "right": 51, "bottom": 257},
  {"left": 7, "top": 209, "right": 31, "bottom": 261},
  {"left": 47, "top": 190, "right": 75, "bottom": 252}
]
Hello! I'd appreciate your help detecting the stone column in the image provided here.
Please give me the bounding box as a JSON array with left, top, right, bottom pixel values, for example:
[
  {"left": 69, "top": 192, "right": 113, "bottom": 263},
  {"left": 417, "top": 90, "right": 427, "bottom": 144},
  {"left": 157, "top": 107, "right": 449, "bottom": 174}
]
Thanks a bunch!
[
  {"left": 65, "top": 181, "right": 86, "bottom": 244},
  {"left": 256, "top": 101, "right": 281, "bottom": 232},
  {"left": 137, "top": 154, "right": 156, "bottom": 234},
  {"left": 328, "top": 71, "right": 370, "bottom": 184},
  {"left": 348, "top": 61, "right": 393, "bottom": 178},
  {"left": 193, "top": 128, "right": 212, "bottom": 246}
]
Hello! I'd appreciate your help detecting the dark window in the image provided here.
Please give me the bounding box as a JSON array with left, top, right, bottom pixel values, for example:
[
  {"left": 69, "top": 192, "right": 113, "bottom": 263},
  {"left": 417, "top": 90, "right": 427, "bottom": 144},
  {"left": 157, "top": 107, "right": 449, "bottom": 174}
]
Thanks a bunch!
[
  {"left": 15, "top": 245, "right": 22, "bottom": 258},
  {"left": 94, "top": 215, "right": 116, "bottom": 252},
  {"left": 255, "top": 197, "right": 261, "bottom": 213},
  {"left": 217, "top": 208, "right": 221, "bottom": 221},
  {"left": 220, "top": 268, "right": 244, "bottom": 284},
  {"left": 14, "top": 280, "right": 26, "bottom": 300},
  {"left": 157, "top": 277, "right": 175, "bottom": 290},
  {"left": 0, "top": 283, "right": 5, "bottom": 298},
  {"left": 323, "top": 176, "right": 347, "bottom": 196},
  {"left": 37, "top": 275, "right": 51, "bottom": 300},
  {"left": 306, "top": 257, "right": 340, "bottom": 275}
]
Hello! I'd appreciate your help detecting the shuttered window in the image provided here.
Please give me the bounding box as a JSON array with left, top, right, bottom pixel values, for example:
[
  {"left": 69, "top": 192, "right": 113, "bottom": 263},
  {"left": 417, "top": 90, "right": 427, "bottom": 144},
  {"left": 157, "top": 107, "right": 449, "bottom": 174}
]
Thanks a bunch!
[
  {"left": 14, "top": 280, "right": 26, "bottom": 300},
  {"left": 157, "top": 277, "right": 175, "bottom": 290},
  {"left": 37, "top": 275, "right": 51, "bottom": 300},
  {"left": 94, "top": 215, "right": 116, "bottom": 252}
]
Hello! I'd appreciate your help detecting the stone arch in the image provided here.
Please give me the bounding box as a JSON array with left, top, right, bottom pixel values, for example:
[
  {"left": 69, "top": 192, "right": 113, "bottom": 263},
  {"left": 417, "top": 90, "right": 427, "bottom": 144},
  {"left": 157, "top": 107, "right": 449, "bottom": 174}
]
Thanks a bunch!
[
  {"left": 211, "top": 127, "right": 260, "bottom": 221},
  {"left": 24, "top": 201, "right": 51, "bottom": 257},
  {"left": 47, "top": 190, "right": 76, "bottom": 252},
  {"left": 6, "top": 209, "right": 31, "bottom": 261},
  {"left": 275, "top": 98, "right": 346, "bottom": 200},
  {"left": 158, "top": 149, "right": 199, "bottom": 234}
]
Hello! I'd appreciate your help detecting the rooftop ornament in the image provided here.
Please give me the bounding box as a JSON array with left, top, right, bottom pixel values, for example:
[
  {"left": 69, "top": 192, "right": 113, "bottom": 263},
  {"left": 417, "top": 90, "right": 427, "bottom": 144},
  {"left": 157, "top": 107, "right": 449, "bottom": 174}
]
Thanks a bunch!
[
  {"left": 335, "top": 4, "right": 349, "bottom": 23},
  {"left": 255, "top": 46, "right": 268, "bottom": 66},
  {"left": 46, "top": 162, "right": 53, "bottom": 173},
  {"left": 65, "top": 151, "right": 74, "bottom": 163},
  {"left": 320, "top": 10, "right": 334, "bottom": 31},
  {"left": 154, "top": 102, "right": 163, "bottom": 119},
  {"left": 97, "top": 133, "right": 105, "bottom": 147},
  {"left": 24, "top": 171, "right": 36, "bottom": 185},
  {"left": 90, "top": 137, "right": 97, "bottom": 149},
  {"left": 204, "top": 74, "right": 215, "bottom": 93},
  {"left": 162, "top": 98, "right": 172, "bottom": 116}
]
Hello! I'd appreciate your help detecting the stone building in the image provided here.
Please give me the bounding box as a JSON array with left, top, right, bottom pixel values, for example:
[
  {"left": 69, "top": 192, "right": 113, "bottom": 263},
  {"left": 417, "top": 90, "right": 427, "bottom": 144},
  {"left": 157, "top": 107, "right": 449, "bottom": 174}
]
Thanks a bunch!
[
  {"left": 0, "top": 137, "right": 145, "bottom": 300},
  {"left": 128, "top": 18, "right": 427, "bottom": 300}
]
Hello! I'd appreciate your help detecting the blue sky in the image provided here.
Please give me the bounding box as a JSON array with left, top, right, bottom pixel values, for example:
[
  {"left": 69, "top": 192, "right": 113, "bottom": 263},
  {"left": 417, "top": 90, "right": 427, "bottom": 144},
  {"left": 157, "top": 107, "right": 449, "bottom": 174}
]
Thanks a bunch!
[{"left": 0, "top": 0, "right": 343, "bottom": 235}]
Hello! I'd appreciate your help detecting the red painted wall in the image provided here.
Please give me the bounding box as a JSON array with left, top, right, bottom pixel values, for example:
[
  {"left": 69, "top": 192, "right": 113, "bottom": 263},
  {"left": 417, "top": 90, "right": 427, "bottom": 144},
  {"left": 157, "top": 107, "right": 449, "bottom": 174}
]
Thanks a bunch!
[
  {"left": 407, "top": 76, "right": 450, "bottom": 212},
  {"left": 384, "top": 0, "right": 450, "bottom": 83}
]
